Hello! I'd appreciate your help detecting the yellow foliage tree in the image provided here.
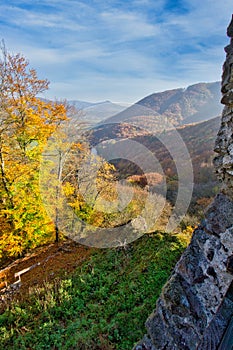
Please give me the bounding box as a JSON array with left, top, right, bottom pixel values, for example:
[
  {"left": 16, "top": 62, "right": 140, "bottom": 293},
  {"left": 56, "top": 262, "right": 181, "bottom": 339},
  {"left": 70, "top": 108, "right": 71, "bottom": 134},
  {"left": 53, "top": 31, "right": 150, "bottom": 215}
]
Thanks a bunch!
[
  {"left": 0, "top": 44, "right": 68, "bottom": 259},
  {"left": 39, "top": 111, "right": 86, "bottom": 243}
]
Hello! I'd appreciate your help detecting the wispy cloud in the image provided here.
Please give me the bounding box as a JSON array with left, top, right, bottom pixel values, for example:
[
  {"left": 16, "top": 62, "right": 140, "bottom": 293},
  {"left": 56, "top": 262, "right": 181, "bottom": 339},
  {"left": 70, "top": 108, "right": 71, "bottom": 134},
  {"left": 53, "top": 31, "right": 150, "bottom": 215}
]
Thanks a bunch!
[
  {"left": 100, "top": 10, "right": 159, "bottom": 41},
  {"left": 0, "top": 0, "right": 232, "bottom": 102},
  {"left": 0, "top": 4, "right": 85, "bottom": 32}
]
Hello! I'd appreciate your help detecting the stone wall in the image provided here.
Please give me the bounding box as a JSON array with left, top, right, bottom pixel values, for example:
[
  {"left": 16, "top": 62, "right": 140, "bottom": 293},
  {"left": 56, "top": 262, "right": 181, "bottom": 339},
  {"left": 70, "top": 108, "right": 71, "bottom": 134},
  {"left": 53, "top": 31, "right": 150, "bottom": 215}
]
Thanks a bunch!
[
  {"left": 214, "top": 15, "right": 233, "bottom": 197},
  {"left": 134, "top": 15, "right": 233, "bottom": 350}
]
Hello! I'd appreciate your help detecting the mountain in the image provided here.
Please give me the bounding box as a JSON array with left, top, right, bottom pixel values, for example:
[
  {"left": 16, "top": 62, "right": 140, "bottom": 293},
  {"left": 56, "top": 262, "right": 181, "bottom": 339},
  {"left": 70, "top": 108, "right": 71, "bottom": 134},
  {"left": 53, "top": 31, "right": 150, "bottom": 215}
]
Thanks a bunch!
[
  {"left": 40, "top": 98, "right": 126, "bottom": 124},
  {"left": 94, "top": 82, "right": 222, "bottom": 134},
  {"left": 81, "top": 101, "right": 126, "bottom": 124},
  {"left": 86, "top": 83, "right": 222, "bottom": 215},
  {"left": 45, "top": 82, "right": 222, "bottom": 128},
  {"left": 68, "top": 100, "right": 95, "bottom": 109},
  {"left": 137, "top": 81, "right": 222, "bottom": 125},
  {"left": 68, "top": 100, "right": 126, "bottom": 124}
]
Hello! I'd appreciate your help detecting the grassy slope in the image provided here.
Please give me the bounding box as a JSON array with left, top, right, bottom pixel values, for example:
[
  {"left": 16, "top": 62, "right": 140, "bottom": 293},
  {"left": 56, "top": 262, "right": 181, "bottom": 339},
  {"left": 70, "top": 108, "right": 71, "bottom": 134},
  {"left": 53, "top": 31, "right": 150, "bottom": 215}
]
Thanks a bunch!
[{"left": 0, "top": 232, "right": 190, "bottom": 350}]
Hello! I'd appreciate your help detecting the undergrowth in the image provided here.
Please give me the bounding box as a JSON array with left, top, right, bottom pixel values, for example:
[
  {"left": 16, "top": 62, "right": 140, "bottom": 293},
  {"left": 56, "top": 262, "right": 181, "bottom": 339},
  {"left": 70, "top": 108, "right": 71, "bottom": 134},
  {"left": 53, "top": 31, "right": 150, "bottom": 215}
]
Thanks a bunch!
[{"left": 0, "top": 232, "right": 190, "bottom": 349}]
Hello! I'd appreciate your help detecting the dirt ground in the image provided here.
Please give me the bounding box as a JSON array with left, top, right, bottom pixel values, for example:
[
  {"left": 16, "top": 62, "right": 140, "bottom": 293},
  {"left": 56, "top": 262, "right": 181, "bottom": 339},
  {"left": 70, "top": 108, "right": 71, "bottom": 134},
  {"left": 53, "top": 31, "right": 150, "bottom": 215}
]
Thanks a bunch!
[{"left": 0, "top": 239, "right": 94, "bottom": 310}]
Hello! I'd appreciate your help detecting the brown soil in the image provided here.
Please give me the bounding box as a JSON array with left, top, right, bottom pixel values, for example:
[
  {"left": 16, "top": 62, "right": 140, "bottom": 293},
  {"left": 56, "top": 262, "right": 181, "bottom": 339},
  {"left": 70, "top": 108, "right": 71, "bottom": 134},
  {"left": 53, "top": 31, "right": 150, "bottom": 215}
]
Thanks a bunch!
[{"left": 0, "top": 239, "right": 94, "bottom": 311}]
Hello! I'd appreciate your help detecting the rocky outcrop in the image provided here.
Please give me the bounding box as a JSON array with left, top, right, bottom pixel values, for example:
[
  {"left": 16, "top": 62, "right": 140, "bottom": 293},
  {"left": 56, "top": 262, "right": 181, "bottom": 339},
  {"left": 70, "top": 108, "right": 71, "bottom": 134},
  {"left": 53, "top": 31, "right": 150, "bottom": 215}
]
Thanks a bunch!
[
  {"left": 214, "top": 15, "right": 233, "bottom": 198},
  {"left": 134, "top": 15, "right": 233, "bottom": 350}
]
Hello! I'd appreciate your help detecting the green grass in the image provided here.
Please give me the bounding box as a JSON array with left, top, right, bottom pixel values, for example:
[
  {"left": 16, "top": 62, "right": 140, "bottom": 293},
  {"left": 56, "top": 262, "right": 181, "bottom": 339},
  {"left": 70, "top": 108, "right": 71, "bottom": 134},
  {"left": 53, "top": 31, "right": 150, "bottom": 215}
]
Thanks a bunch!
[{"left": 0, "top": 232, "right": 189, "bottom": 350}]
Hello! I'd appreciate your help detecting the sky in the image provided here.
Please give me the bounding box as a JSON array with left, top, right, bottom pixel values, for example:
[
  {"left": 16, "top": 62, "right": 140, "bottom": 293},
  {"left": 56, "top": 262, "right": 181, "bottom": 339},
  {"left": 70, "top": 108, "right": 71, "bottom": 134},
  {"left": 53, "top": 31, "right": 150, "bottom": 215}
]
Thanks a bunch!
[{"left": 0, "top": 0, "right": 232, "bottom": 104}]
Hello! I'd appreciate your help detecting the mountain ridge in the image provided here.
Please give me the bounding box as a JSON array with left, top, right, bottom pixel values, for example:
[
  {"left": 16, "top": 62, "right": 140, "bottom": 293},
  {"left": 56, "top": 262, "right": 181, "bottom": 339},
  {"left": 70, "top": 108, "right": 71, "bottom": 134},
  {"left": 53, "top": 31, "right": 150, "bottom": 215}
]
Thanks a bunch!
[{"left": 100, "top": 81, "right": 222, "bottom": 128}]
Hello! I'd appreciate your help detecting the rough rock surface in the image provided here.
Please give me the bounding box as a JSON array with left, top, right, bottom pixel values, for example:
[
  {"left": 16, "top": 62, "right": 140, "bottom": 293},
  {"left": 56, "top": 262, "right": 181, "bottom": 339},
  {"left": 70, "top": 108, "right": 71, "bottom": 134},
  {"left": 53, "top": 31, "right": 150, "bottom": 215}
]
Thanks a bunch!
[
  {"left": 214, "top": 15, "right": 233, "bottom": 198},
  {"left": 134, "top": 15, "right": 233, "bottom": 350}
]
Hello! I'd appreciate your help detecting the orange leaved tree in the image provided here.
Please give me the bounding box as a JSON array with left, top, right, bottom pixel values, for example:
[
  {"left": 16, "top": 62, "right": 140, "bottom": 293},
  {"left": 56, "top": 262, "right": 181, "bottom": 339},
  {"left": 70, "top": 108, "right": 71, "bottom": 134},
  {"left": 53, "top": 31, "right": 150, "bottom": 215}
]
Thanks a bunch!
[{"left": 0, "top": 44, "right": 68, "bottom": 260}]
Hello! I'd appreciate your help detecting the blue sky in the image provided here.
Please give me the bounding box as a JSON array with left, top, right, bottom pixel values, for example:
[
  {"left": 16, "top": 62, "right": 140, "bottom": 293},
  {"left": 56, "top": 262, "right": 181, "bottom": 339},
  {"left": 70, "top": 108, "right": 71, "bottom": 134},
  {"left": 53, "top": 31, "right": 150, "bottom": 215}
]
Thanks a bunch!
[{"left": 0, "top": 0, "right": 232, "bottom": 103}]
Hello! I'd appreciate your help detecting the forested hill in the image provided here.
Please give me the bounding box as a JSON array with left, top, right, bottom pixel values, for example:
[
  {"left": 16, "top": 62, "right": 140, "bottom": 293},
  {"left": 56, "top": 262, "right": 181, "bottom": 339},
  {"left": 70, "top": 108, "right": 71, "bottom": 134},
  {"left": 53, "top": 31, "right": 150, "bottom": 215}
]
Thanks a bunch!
[
  {"left": 137, "top": 81, "right": 221, "bottom": 125},
  {"left": 99, "top": 82, "right": 221, "bottom": 127}
]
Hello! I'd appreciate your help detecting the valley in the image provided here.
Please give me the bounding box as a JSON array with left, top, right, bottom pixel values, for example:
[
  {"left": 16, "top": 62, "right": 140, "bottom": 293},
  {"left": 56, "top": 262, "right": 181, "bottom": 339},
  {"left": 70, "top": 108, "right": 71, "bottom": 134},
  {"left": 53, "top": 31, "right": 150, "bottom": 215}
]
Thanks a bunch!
[{"left": 0, "top": 60, "right": 224, "bottom": 349}]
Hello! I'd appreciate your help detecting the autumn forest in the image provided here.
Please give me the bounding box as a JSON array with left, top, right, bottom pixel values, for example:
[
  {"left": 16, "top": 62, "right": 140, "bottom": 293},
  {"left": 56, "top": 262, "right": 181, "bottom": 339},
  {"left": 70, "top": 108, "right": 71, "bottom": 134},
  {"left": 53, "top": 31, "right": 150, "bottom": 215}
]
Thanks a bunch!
[{"left": 0, "top": 45, "right": 221, "bottom": 349}]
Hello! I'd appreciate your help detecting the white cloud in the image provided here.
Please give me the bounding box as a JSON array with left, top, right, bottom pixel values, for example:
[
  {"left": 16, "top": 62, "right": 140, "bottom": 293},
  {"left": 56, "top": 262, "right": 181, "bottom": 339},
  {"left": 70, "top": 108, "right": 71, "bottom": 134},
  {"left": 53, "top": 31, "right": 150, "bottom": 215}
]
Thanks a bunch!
[
  {"left": 100, "top": 10, "right": 159, "bottom": 41},
  {"left": 0, "top": 4, "right": 84, "bottom": 31},
  {"left": 0, "top": 0, "right": 232, "bottom": 103}
]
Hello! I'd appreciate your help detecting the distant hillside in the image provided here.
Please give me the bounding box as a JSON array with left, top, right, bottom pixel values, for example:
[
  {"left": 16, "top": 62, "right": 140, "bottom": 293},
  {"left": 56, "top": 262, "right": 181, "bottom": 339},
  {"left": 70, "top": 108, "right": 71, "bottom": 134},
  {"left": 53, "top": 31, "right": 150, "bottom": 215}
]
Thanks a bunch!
[
  {"left": 68, "top": 100, "right": 95, "bottom": 109},
  {"left": 96, "top": 116, "right": 221, "bottom": 215},
  {"left": 82, "top": 101, "right": 126, "bottom": 124},
  {"left": 132, "top": 116, "right": 221, "bottom": 184},
  {"left": 95, "top": 82, "right": 221, "bottom": 132},
  {"left": 48, "top": 82, "right": 222, "bottom": 128},
  {"left": 137, "top": 82, "right": 221, "bottom": 125},
  {"left": 68, "top": 100, "right": 126, "bottom": 124}
]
